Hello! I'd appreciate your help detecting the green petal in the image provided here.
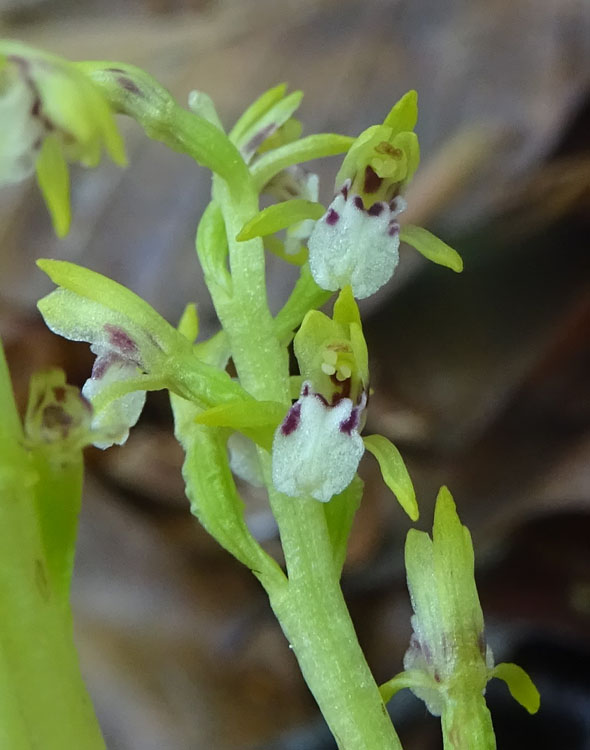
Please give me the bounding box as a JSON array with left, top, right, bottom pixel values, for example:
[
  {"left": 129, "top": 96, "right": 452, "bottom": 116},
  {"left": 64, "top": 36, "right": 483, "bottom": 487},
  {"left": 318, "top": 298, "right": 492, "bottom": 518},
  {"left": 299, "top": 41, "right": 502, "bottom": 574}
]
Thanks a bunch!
[
  {"left": 231, "top": 86, "right": 303, "bottom": 161},
  {"left": 491, "top": 662, "right": 540, "bottom": 714},
  {"left": 252, "top": 133, "right": 354, "bottom": 190},
  {"left": 383, "top": 90, "right": 418, "bottom": 134},
  {"left": 177, "top": 303, "right": 199, "bottom": 343},
  {"left": 35, "top": 136, "right": 71, "bottom": 237},
  {"left": 229, "top": 83, "right": 287, "bottom": 144},
  {"left": 363, "top": 434, "right": 418, "bottom": 520},
  {"left": 332, "top": 285, "right": 361, "bottom": 328},
  {"left": 400, "top": 225, "right": 463, "bottom": 272},
  {"left": 236, "top": 199, "right": 325, "bottom": 241}
]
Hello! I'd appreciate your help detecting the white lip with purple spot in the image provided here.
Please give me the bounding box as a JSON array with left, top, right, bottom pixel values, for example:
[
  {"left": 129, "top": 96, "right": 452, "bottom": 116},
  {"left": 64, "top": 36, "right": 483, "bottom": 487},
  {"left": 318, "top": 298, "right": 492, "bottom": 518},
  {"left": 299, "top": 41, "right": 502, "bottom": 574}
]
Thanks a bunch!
[{"left": 308, "top": 180, "right": 406, "bottom": 299}]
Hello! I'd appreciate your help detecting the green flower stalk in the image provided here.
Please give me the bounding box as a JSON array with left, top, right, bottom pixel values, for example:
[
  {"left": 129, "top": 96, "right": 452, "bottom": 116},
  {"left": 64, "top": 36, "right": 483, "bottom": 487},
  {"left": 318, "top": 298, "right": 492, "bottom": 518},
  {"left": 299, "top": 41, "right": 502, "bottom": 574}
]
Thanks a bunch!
[{"left": 380, "top": 487, "right": 540, "bottom": 749}]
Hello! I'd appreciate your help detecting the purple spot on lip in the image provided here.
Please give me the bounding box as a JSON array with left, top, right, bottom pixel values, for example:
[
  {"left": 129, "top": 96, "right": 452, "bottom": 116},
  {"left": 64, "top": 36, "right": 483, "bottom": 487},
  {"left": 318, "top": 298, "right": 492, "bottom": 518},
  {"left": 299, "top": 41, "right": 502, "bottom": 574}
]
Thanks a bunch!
[
  {"left": 368, "top": 202, "right": 384, "bottom": 217},
  {"left": 281, "top": 402, "right": 302, "bottom": 436},
  {"left": 341, "top": 182, "right": 349, "bottom": 199},
  {"left": 387, "top": 221, "right": 400, "bottom": 237},
  {"left": 105, "top": 324, "right": 138, "bottom": 356},
  {"left": 353, "top": 195, "right": 365, "bottom": 211},
  {"left": 339, "top": 407, "right": 359, "bottom": 435},
  {"left": 302, "top": 383, "right": 310, "bottom": 397},
  {"left": 326, "top": 208, "right": 340, "bottom": 225}
]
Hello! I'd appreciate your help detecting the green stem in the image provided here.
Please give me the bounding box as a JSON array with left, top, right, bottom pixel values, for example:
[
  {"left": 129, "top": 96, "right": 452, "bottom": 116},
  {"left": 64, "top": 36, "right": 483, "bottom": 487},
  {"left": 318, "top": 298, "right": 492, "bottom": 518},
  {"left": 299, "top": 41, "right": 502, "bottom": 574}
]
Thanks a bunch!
[
  {"left": 206, "top": 164, "right": 401, "bottom": 748},
  {"left": 267, "top": 487, "right": 402, "bottom": 749}
]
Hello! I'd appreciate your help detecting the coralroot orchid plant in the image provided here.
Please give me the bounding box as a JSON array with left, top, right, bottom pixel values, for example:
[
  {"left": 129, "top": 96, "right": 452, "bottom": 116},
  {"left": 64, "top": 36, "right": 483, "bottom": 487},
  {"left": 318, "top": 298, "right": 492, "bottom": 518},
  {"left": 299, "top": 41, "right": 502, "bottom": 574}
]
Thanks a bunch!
[{"left": 0, "top": 40, "right": 539, "bottom": 750}]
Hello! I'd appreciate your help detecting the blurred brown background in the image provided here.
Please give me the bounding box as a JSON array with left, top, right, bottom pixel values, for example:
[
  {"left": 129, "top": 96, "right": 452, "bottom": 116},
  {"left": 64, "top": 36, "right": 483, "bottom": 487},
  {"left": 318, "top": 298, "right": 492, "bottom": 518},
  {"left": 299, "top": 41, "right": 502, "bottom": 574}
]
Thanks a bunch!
[{"left": 1, "top": 0, "right": 590, "bottom": 748}]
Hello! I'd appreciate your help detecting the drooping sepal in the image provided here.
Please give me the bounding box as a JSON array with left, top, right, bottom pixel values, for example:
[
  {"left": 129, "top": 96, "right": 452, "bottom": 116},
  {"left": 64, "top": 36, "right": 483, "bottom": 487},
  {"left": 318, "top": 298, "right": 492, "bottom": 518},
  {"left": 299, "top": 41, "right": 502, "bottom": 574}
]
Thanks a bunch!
[{"left": 363, "top": 434, "right": 418, "bottom": 520}]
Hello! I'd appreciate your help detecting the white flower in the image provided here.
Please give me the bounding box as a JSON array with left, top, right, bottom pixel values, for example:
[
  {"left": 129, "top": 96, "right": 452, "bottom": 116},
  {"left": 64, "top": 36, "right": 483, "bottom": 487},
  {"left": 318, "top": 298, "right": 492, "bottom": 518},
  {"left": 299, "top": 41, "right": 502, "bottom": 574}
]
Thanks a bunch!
[
  {"left": 271, "top": 382, "right": 365, "bottom": 503},
  {"left": 308, "top": 181, "right": 406, "bottom": 299}
]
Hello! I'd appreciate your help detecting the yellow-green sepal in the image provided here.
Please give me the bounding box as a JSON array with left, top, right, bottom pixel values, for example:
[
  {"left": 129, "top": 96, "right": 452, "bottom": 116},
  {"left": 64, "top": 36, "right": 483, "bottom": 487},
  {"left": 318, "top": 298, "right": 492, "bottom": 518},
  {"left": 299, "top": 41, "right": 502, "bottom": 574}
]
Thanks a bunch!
[
  {"left": 400, "top": 225, "right": 463, "bottom": 272},
  {"left": 35, "top": 136, "right": 71, "bottom": 237},
  {"left": 236, "top": 199, "right": 325, "bottom": 242},
  {"left": 252, "top": 133, "right": 354, "bottom": 190},
  {"left": 491, "top": 662, "right": 540, "bottom": 714},
  {"left": 383, "top": 89, "right": 418, "bottom": 133},
  {"left": 363, "top": 434, "right": 418, "bottom": 521}
]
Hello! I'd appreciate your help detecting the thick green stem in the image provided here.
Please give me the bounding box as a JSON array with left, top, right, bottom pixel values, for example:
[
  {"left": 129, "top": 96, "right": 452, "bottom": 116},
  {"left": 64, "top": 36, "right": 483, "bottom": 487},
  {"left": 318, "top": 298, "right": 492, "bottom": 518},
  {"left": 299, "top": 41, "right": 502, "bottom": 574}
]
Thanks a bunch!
[{"left": 267, "top": 487, "right": 402, "bottom": 749}]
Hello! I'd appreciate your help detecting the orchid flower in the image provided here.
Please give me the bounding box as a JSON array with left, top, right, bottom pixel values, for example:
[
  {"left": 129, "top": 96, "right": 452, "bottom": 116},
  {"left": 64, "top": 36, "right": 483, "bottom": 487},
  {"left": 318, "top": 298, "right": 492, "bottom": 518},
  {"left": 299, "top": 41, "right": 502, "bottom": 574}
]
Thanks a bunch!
[
  {"left": 0, "top": 40, "right": 125, "bottom": 236},
  {"left": 36, "top": 260, "right": 188, "bottom": 449},
  {"left": 272, "top": 286, "right": 417, "bottom": 518},
  {"left": 308, "top": 90, "right": 463, "bottom": 298},
  {"left": 380, "top": 487, "right": 540, "bottom": 748}
]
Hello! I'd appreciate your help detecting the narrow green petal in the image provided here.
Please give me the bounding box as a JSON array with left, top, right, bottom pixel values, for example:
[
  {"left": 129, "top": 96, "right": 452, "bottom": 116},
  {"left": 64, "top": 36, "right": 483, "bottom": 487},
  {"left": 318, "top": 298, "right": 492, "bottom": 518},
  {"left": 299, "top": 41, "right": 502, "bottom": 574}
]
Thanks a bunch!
[
  {"left": 252, "top": 133, "right": 354, "bottom": 190},
  {"left": 349, "top": 322, "right": 369, "bottom": 388},
  {"left": 363, "top": 434, "right": 418, "bottom": 520},
  {"left": 194, "top": 399, "right": 285, "bottom": 430},
  {"left": 229, "top": 83, "right": 287, "bottom": 144},
  {"left": 380, "top": 669, "right": 437, "bottom": 704},
  {"left": 400, "top": 225, "right": 463, "bottom": 272},
  {"left": 236, "top": 199, "right": 325, "bottom": 242},
  {"left": 194, "top": 399, "right": 285, "bottom": 451},
  {"left": 383, "top": 90, "right": 418, "bottom": 134},
  {"left": 332, "top": 285, "right": 361, "bottom": 328},
  {"left": 491, "top": 663, "right": 540, "bottom": 714},
  {"left": 177, "top": 303, "right": 199, "bottom": 342},
  {"left": 35, "top": 136, "right": 71, "bottom": 237},
  {"left": 233, "top": 89, "right": 303, "bottom": 161}
]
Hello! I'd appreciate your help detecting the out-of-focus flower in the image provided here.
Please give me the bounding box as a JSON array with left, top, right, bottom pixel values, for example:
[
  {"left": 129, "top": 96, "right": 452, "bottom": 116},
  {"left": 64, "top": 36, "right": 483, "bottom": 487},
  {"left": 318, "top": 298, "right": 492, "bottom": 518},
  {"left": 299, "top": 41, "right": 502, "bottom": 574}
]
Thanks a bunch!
[
  {"left": 308, "top": 90, "right": 463, "bottom": 299},
  {"left": 0, "top": 40, "right": 125, "bottom": 236},
  {"left": 380, "top": 487, "right": 540, "bottom": 748},
  {"left": 37, "top": 260, "right": 185, "bottom": 449}
]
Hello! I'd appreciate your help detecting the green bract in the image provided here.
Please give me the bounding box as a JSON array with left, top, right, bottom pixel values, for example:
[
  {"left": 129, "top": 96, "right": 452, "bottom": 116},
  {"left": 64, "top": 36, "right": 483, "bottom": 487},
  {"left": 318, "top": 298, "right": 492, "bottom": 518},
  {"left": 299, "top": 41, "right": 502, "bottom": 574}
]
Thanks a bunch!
[{"left": 0, "top": 40, "right": 126, "bottom": 236}]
